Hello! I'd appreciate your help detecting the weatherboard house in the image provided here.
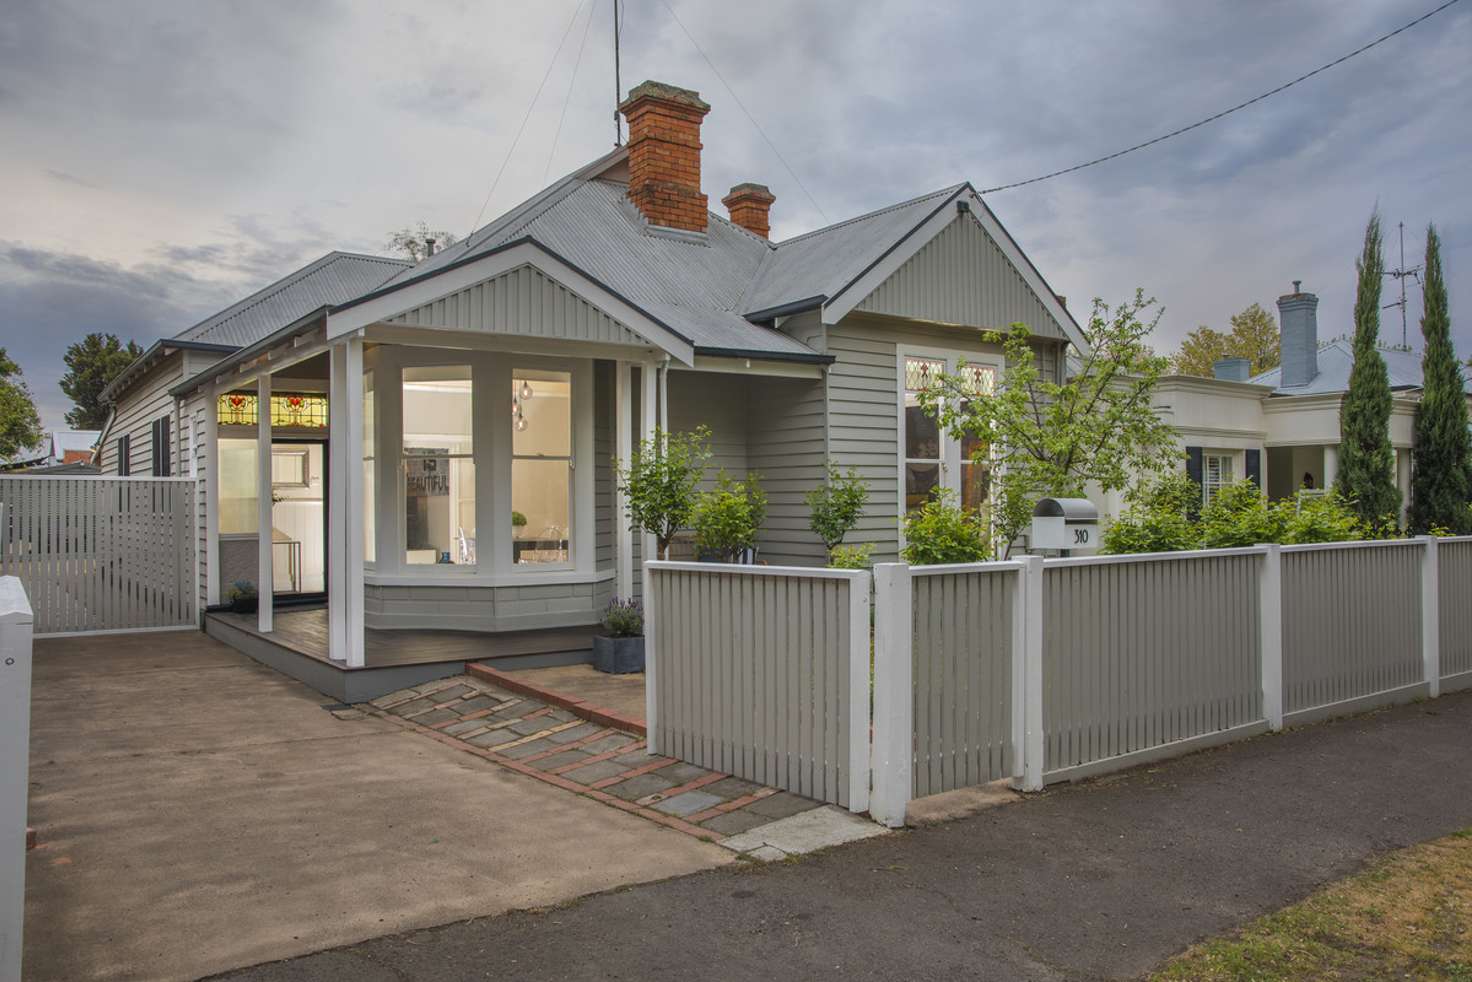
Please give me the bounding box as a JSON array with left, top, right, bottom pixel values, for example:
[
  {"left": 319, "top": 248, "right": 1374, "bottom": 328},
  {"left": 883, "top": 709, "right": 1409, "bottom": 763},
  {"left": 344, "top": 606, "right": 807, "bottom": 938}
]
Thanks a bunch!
[{"left": 97, "top": 81, "right": 1082, "bottom": 696}]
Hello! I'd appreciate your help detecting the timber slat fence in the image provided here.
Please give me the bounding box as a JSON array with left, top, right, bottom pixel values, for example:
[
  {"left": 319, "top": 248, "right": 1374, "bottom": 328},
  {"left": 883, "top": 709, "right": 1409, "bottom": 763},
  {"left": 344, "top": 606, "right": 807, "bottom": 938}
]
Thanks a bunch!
[
  {"left": 649, "top": 535, "right": 1471, "bottom": 830},
  {"left": 0, "top": 476, "right": 196, "bottom": 636},
  {"left": 644, "top": 562, "right": 869, "bottom": 812}
]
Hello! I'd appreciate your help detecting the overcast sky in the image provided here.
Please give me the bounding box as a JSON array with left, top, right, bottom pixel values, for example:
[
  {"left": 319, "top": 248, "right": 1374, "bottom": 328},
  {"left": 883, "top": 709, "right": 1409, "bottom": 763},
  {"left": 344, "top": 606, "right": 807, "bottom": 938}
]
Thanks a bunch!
[{"left": 3, "top": 0, "right": 1470, "bottom": 431}]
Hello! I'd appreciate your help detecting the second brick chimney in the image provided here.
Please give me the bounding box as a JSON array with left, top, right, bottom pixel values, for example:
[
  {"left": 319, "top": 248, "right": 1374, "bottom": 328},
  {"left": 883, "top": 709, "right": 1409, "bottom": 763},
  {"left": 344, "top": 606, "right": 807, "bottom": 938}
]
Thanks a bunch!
[
  {"left": 619, "top": 81, "right": 711, "bottom": 233},
  {"left": 722, "top": 183, "right": 776, "bottom": 239}
]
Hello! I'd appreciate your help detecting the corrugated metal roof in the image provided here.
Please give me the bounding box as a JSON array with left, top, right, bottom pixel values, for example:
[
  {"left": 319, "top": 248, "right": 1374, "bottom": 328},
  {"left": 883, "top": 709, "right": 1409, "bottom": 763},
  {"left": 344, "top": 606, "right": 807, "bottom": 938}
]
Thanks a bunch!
[
  {"left": 741, "top": 184, "right": 964, "bottom": 314},
  {"left": 174, "top": 251, "right": 411, "bottom": 348},
  {"left": 1251, "top": 339, "right": 1472, "bottom": 395}
]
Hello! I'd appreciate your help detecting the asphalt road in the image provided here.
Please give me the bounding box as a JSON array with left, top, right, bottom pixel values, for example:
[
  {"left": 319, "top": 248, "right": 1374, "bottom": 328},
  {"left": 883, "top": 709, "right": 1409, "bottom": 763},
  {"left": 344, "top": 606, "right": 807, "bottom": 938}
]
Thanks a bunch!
[{"left": 217, "top": 690, "right": 1472, "bottom": 981}]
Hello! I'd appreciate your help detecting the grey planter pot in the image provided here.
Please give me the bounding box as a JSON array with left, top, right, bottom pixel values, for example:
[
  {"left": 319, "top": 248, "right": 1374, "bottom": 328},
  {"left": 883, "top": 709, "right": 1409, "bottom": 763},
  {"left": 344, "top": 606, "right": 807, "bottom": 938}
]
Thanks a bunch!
[{"left": 593, "top": 635, "right": 645, "bottom": 674}]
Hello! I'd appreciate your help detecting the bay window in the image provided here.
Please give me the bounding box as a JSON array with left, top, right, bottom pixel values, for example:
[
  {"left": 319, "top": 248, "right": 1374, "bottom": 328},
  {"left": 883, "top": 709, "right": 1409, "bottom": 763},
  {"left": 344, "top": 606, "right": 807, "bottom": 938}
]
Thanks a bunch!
[
  {"left": 511, "top": 369, "right": 572, "bottom": 566},
  {"left": 402, "top": 366, "right": 475, "bottom": 566}
]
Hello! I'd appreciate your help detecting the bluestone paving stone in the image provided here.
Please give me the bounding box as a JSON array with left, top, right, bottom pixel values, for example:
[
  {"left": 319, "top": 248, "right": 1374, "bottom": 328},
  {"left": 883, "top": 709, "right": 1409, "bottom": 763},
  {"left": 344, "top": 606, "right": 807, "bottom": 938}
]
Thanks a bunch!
[
  {"left": 467, "top": 729, "right": 519, "bottom": 749},
  {"left": 500, "top": 738, "right": 557, "bottom": 759},
  {"left": 387, "top": 698, "right": 436, "bottom": 717},
  {"left": 561, "top": 760, "right": 631, "bottom": 785},
  {"left": 509, "top": 717, "right": 556, "bottom": 736},
  {"left": 700, "top": 809, "right": 772, "bottom": 837},
  {"left": 613, "top": 750, "right": 654, "bottom": 765},
  {"left": 745, "top": 792, "right": 820, "bottom": 820},
  {"left": 605, "top": 773, "right": 676, "bottom": 801},
  {"left": 431, "top": 684, "right": 477, "bottom": 702},
  {"left": 703, "top": 777, "right": 763, "bottom": 800},
  {"left": 530, "top": 750, "right": 593, "bottom": 772},
  {"left": 719, "top": 806, "right": 885, "bottom": 856},
  {"left": 547, "top": 722, "right": 604, "bottom": 744},
  {"left": 653, "top": 790, "right": 724, "bottom": 817},
  {"left": 443, "top": 719, "right": 488, "bottom": 737},
  {"left": 579, "top": 734, "right": 637, "bottom": 755},
  {"left": 412, "top": 709, "right": 459, "bottom": 726},
  {"left": 658, "top": 762, "right": 715, "bottom": 784},
  {"left": 454, "top": 696, "right": 497, "bottom": 714}
]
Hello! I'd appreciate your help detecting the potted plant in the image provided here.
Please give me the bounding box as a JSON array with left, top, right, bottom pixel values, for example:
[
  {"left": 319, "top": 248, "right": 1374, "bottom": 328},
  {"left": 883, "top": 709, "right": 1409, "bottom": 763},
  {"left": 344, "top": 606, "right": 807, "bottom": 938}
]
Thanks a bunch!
[
  {"left": 511, "top": 510, "right": 528, "bottom": 536},
  {"left": 227, "top": 580, "right": 259, "bottom": 614},
  {"left": 593, "top": 598, "right": 644, "bottom": 674},
  {"left": 691, "top": 471, "right": 766, "bottom": 563}
]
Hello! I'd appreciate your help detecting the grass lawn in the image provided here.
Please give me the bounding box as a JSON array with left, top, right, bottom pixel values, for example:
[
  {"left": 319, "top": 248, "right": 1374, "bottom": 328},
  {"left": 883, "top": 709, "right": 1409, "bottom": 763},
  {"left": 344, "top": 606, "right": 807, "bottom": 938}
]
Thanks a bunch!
[{"left": 1154, "top": 828, "right": 1472, "bottom": 980}]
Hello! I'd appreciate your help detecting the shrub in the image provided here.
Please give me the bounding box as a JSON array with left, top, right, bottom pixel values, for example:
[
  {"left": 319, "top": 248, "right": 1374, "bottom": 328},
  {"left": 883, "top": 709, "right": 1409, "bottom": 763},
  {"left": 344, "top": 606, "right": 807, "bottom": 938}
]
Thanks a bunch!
[
  {"left": 1197, "top": 480, "right": 1283, "bottom": 549},
  {"left": 901, "top": 490, "right": 990, "bottom": 565},
  {"left": 617, "top": 426, "right": 712, "bottom": 560},
  {"left": 807, "top": 463, "right": 870, "bottom": 553},
  {"left": 227, "top": 579, "right": 257, "bottom": 601},
  {"left": 828, "top": 543, "right": 874, "bottom": 569},
  {"left": 601, "top": 597, "right": 643, "bottom": 638},
  {"left": 1278, "top": 491, "right": 1367, "bottom": 544},
  {"left": 691, "top": 471, "right": 767, "bottom": 562},
  {"left": 1101, "top": 473, "right": 1201, "bottom": 555}
]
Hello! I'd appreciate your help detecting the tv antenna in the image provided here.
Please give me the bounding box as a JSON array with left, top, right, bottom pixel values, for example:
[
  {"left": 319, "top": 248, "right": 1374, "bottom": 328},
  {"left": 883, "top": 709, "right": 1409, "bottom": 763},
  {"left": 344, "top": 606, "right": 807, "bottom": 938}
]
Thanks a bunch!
[
  {"left": 612, "top": 0, "right": 623, "bottom": 146},
  {"left": 1383, "top": 221, "right": 1423, "bottom": 348}
]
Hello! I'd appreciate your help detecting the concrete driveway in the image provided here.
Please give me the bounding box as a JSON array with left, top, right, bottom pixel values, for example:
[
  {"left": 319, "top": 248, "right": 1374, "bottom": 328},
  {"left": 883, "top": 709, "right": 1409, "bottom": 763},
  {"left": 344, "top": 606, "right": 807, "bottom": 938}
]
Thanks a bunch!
[{"left": 24, "top": 631, "right": 727, "bottom": 982}]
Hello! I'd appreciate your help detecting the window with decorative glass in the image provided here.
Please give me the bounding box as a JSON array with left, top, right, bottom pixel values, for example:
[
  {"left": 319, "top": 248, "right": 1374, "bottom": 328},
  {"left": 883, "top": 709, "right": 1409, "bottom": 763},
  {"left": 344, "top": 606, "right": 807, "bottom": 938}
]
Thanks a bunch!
[
  {"left": 904, "top": 357, "right": 944, "bottom": 512},
  {"left": 958, "top": 363, "right": 996, "bottom": 517},
  {"left": 217, "top": 391, "right": 328, "bottom": 428},
  {"left": 402, "top": 366, "right": 475, "bottom": 566},
  {"left": 901, "top": 353, "right": 998, "bottom": 519},
  {"left": 511, "top": 369, "right": 572, "bottom": 566}
]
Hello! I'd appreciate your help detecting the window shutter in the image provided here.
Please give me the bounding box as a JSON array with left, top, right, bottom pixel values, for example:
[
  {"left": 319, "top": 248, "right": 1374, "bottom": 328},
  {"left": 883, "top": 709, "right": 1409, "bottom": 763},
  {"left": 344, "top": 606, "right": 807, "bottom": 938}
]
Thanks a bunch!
[
  {"left": 157, "top": 417, "right": 171, "bottom": 477},
  {"left": 1245, "top": 448, "right": 1261, "bottom": 487},
  {"left": 117, "top": 435, "right": 131, "bottom": 476},
  {"left": 1185, "top": 446, "right": 1203, "bottom": 490}
]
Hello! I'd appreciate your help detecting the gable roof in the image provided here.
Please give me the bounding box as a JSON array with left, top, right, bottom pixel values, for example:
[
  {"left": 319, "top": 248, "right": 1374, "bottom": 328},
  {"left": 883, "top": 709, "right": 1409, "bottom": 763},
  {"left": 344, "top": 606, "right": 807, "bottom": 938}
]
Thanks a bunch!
[{"left": 1250, "top": 339, "right": 1472, "bottom": 396}]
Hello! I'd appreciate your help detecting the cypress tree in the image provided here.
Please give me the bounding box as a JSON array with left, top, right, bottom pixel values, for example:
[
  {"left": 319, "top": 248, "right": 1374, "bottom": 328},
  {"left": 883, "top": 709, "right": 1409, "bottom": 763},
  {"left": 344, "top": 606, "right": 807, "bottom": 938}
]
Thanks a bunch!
[
  {"left": 1409, "top": 224, "right": 1471, "bottom": 533},
  {"left": 1336, "top": 213, "right": 1401, "bottom": 527}
]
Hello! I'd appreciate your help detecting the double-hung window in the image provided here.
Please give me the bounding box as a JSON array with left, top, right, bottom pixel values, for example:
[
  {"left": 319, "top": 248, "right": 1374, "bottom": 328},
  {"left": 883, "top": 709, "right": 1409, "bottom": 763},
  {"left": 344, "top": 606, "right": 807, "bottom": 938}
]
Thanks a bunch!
[
  {"left": 511, "top": 369, "right": 572, "bottom": 566},
  {"left": 1203, "top": 452, "right": 1234, "bottom": 507},
  {"left": 901, "top": 351, "right": 999, "bottom": 518},
  {"left": 402, "top": 366, "right": 475, "bottom": 566}
]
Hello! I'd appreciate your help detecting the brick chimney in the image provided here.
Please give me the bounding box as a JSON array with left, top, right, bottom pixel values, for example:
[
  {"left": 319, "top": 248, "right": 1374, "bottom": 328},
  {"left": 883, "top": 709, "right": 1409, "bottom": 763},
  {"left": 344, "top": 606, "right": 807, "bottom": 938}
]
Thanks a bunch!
[
  {"left": 618, "top": 81, "right": 711, "bottom": 233},
  {"left": 722, "top": 183, "right": 776, "bottom": 239}
]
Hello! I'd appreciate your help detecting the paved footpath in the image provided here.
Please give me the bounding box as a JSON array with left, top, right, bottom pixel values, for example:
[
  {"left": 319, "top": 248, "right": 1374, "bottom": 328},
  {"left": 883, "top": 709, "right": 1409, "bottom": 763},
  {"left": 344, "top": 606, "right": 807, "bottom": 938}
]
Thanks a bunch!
[{"left": 219, "top": 691, "right": 1472, "bottom": 981}]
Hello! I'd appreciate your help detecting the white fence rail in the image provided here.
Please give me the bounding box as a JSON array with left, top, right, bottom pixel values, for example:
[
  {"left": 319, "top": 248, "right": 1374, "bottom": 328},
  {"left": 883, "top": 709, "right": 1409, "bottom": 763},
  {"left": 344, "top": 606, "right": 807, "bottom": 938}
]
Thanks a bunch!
[
  {"left": 0, "top": 577, "right": 34, "bottom": 982},
  {"left": 650, "top": 536, "right": 1462, "bottom": 830},
  {"left": 0, "top": 476, "right": 196, "bottom": 636},
  {"left": 644, "top": 562, "right": 869, "bottom": 812}
]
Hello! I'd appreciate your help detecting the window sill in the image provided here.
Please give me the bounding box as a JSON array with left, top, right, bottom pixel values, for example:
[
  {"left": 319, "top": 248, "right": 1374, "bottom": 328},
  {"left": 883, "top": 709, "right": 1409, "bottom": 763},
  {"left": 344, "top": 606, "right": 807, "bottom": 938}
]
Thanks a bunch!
[{"left": 364, "top": 568, "right": 613, "bottom": 588}]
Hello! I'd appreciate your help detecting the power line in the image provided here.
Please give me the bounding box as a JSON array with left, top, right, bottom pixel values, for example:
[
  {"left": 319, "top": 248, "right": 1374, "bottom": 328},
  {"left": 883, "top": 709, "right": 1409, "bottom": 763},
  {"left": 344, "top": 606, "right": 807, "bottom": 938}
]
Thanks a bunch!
[
  {"left": 545, "top": 0, "right": 599, "bottom": 180},
  {"left": 467, "top": 0, "right": 590, "bottom": 238},
  {"left": 979, "top": 0, "right": 1464, "bottom": 195},
  {"left": 655, "top": 0, "right": 829, "bottom": 222}
]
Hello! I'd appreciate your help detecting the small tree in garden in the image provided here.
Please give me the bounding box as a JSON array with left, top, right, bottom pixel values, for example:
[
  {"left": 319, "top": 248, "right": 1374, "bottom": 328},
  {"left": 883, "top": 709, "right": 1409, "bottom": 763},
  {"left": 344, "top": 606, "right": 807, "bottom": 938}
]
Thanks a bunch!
[
  {"left": 806, "top": 463, "right": 870, "bottom": 562},
  {"left": 1100, "top": 473, "right": 1202, "bottom": 555},
  {"left": 1337, "top": 213, "right": 1401, "bottom": 526},
  {"left": 1409, "top": 224, "right": 1472, "bottom": 534},
  {"left": 690, "top": 471, "right": 766, "bottom": 562},
  {"left": 616, "top": 426, "right": 711, "bottom": 560},
  {"left": 921, "top": 291, "right": 1180, "bottom": 557},
  {"left": 901, "top": 490, "right": 990, "bottom": 565}
]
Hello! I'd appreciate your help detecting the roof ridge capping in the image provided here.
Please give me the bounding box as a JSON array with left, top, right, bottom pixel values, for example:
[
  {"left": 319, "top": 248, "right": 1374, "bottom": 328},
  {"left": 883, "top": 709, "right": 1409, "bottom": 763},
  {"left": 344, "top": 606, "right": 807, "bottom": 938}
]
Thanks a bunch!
[{"left": 772, "top": 182, "right": 967, "bottom": 248}]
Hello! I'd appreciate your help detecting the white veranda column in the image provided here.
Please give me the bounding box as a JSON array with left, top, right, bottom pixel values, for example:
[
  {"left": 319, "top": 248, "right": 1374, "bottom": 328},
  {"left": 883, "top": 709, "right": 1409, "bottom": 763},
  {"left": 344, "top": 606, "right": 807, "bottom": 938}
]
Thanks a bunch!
[
  {"left": 639, "top": 362, "right": 657, "bottom": 569},
  {"left": 256, "top": 372, "right": 274, "bottom": 632},
  {"left": 327, "top": 344, "right": 348, "bottom": 662},
  {"left": 1322, "top": 444, "right": 1339, "bottom": 489},
  {"left": 344, "top": 338, "right": 366, "bottom": 667},
  {"left": 614, "top": 360, "right": 633, "bottom": 599}
]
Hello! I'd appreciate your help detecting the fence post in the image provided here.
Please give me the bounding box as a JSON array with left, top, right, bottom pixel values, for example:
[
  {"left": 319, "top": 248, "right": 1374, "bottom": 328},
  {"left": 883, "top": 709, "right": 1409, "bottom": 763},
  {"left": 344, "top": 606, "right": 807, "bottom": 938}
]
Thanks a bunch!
[
  {"left": 1420, "top": 536, "right": 1440, "bottom": 699},
  {"left": 846, "top": 570, "right": 872, "bottom": 815},
  {"left": 643, "top": 562, "right": 659, "bottom": 755},
  {"left": 871, "top": 563, "right": 912, "bottom": 828},
  {"left": 1, "top": 577, "right": 35, "bottom": 982},
  {"left": 1258, "top": 543, "right": 1284, "bottom": 731},
  {"left": 1015, "top": 555, "right": 1045, "bottom": 792}
]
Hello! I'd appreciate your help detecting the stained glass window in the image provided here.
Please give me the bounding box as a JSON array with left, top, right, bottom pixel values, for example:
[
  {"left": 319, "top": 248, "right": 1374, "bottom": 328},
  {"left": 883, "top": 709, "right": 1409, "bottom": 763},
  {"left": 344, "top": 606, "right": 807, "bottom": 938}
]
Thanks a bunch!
[{"left": 217, "top": 392, "right": 329, "bottom": 428}]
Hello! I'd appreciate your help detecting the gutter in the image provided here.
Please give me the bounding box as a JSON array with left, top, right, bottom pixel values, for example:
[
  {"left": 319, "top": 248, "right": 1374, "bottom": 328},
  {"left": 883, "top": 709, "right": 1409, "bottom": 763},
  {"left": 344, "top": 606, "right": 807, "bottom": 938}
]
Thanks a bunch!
[
  {"left": 741, "top": 295, "right": 826, "bottom": 324},
  {"left": 170, "top": 307, "right": 329, "bottom": 398},
  {"left": 694, "top": 346, "right": 834, "bottom": 366},
  {"left": 100, "top": 338, "right": 241, "bottom": 404}
]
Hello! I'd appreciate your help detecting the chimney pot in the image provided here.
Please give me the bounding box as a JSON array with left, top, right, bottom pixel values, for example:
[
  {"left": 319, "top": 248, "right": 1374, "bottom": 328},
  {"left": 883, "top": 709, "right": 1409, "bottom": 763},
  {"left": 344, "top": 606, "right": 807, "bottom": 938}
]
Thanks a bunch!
[
  {"left": 424, "top": 237, "right": 436, "bottom": 259},
  {"left": 1277, "top": 282, "right": 1320, "bottom": 387},
  {"left": 619, "top": 80, "right": 711, "bottom": 233},
  {"left": 722, "top": 183, "right": 776, "bottom": 239}
]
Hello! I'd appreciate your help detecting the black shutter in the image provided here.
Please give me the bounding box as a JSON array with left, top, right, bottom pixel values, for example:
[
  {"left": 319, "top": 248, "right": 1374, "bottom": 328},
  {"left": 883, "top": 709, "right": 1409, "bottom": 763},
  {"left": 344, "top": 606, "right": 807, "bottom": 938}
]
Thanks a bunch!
[
  {"left": 156, "top": 417, "right": 171, "bottom": 477},
  {"left": 117, "top": 435, "right": 131, "bottom": 476},
  {"left": 1185, "top": 446, "right": 1203, "bottom": 490},
  {"left": 1244, "top": 448, "right": 1261, "bottom": 488}
]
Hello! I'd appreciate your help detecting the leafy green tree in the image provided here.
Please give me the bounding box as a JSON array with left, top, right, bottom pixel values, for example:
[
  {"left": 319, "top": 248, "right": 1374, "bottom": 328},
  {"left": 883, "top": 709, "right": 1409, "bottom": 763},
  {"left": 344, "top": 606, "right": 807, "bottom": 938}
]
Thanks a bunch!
[
  {"left": 901, "top": 489, "right": 990, "bottom": 565},
  {"left": 922, "top": 291, "right": 1180, "bottom": 557},
  {"left": 806, "top": 463, "right": 870, "bottom": 560},
  {"left": 1100, "top": 472, "right": 1201, "bottom": 555},
  {"left": 0, "top": 348, "right": 42, "bottom": 460},
  {"left": 1172, "top": 303, "right": 1281, "bottom": 377},
  {"left": 1336, "top": 214, "right": 1401, "bottom": 525},
  {"left": 691, "top": 471, "right": 767, "bottom": 562},
  {"left": 60, "top": 332, "right": 142, "bottom": 429},
  {"left": 1408, "top": 225, "right": 1472, "bottom": 534},
  {"left": 616, "top": 426, "right": 711, "bottom": 560},
  {"left": 827, "top": 543, "right": 875, "bottom": 569}
]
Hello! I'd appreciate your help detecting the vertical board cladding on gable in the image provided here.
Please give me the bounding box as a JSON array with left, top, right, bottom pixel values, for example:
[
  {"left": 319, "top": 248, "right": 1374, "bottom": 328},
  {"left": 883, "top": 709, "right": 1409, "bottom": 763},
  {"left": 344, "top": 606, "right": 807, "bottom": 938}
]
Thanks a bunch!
[
  {"left": 100, "top": 353, "right": 185, "bottom": 476},
  {"left": 855, "top": 214, "right": 1068, "bottom": 342},
  {"left": 747, "top": 374, "right": 829, "bottom": 566},
  {"left": 388, "top": 264, "right": 647, "bottom": 346}
]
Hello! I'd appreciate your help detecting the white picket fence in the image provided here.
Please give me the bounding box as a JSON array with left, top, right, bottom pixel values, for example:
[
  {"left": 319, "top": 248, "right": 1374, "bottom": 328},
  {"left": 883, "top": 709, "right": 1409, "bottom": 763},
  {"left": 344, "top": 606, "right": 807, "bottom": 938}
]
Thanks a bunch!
[
  {"left": 647, "top": 535, "right": 1472, "bottom": 828},
  {"left": 0, "top": 476, "right": 197, "bottom": 636},
  {"left": 0, "top": 577, "right": 33, "bottom": 982}
]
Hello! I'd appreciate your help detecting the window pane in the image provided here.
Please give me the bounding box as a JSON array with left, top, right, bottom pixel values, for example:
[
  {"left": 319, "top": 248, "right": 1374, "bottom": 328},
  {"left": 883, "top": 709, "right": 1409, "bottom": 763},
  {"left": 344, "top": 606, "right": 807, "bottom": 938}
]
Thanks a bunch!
[
  {"left": 218, "top": 438, "right": 258, "bottom": 534},
  {"left": 961, "top": 461, "right": 990, "bottom": 514},
  {"left": 906, "top": 462, "right": 939, "bottom": 512},
  {"left": 403, "top": 366, "right": 472, "bottom": 455},
  {"left": 405, "top": 457, "right": 476, "bottom": 565},
  {"left": 363, "top": 370, "right": 374, "bottom": 459},
  {"left": 513, "top": 459, "right": 570, "bottom": 564},
  {"left": 512, "top": 372, "right": 571, "bottom": 456},
  {"left": 363, "top": 458, "right": 375, "bottom": 564},
  {"left": 905, "top": 401, "right": 940, "bottom": 461}
]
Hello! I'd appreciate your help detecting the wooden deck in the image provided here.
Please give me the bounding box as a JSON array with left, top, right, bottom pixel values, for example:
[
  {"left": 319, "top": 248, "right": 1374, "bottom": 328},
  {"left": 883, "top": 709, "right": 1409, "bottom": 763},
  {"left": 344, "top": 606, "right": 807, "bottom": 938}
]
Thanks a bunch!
[{"left": 204, "top": 606, "right": 598, "bottom": 702}]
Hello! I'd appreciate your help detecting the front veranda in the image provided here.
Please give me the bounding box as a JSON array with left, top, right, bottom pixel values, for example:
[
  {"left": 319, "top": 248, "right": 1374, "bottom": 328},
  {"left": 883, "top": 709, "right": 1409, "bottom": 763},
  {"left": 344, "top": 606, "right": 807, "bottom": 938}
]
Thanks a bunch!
[{"left": 201, "top": 320, "right": 824, "bottom": 696}]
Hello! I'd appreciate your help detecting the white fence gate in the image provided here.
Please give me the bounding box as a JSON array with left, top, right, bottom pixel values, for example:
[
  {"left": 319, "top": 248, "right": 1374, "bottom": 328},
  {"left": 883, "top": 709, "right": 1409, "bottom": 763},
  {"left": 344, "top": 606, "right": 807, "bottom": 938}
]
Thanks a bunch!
[{"left": 0, "top": 476, "right": 196, "bottom": 636}]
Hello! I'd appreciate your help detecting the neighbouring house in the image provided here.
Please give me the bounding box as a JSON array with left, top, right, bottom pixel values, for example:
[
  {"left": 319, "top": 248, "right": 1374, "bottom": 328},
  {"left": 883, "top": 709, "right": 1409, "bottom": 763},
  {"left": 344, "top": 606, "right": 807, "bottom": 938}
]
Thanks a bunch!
[
  {"left": 1107, "top": 280, "right": 1472, "bottom": 523},
  {"left": 0, "top": 430, "right": 101, "bottom": 473},
  {"left": 99, "top": 79, "right": 1083, "bottom": 695}
]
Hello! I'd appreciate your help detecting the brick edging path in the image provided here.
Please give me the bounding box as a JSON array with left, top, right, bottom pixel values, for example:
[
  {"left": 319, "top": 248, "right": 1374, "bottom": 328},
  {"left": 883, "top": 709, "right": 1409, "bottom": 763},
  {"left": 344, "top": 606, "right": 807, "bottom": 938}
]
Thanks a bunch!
[{"left": 466, "top": 663, "right": 647, "bottom": 736}]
